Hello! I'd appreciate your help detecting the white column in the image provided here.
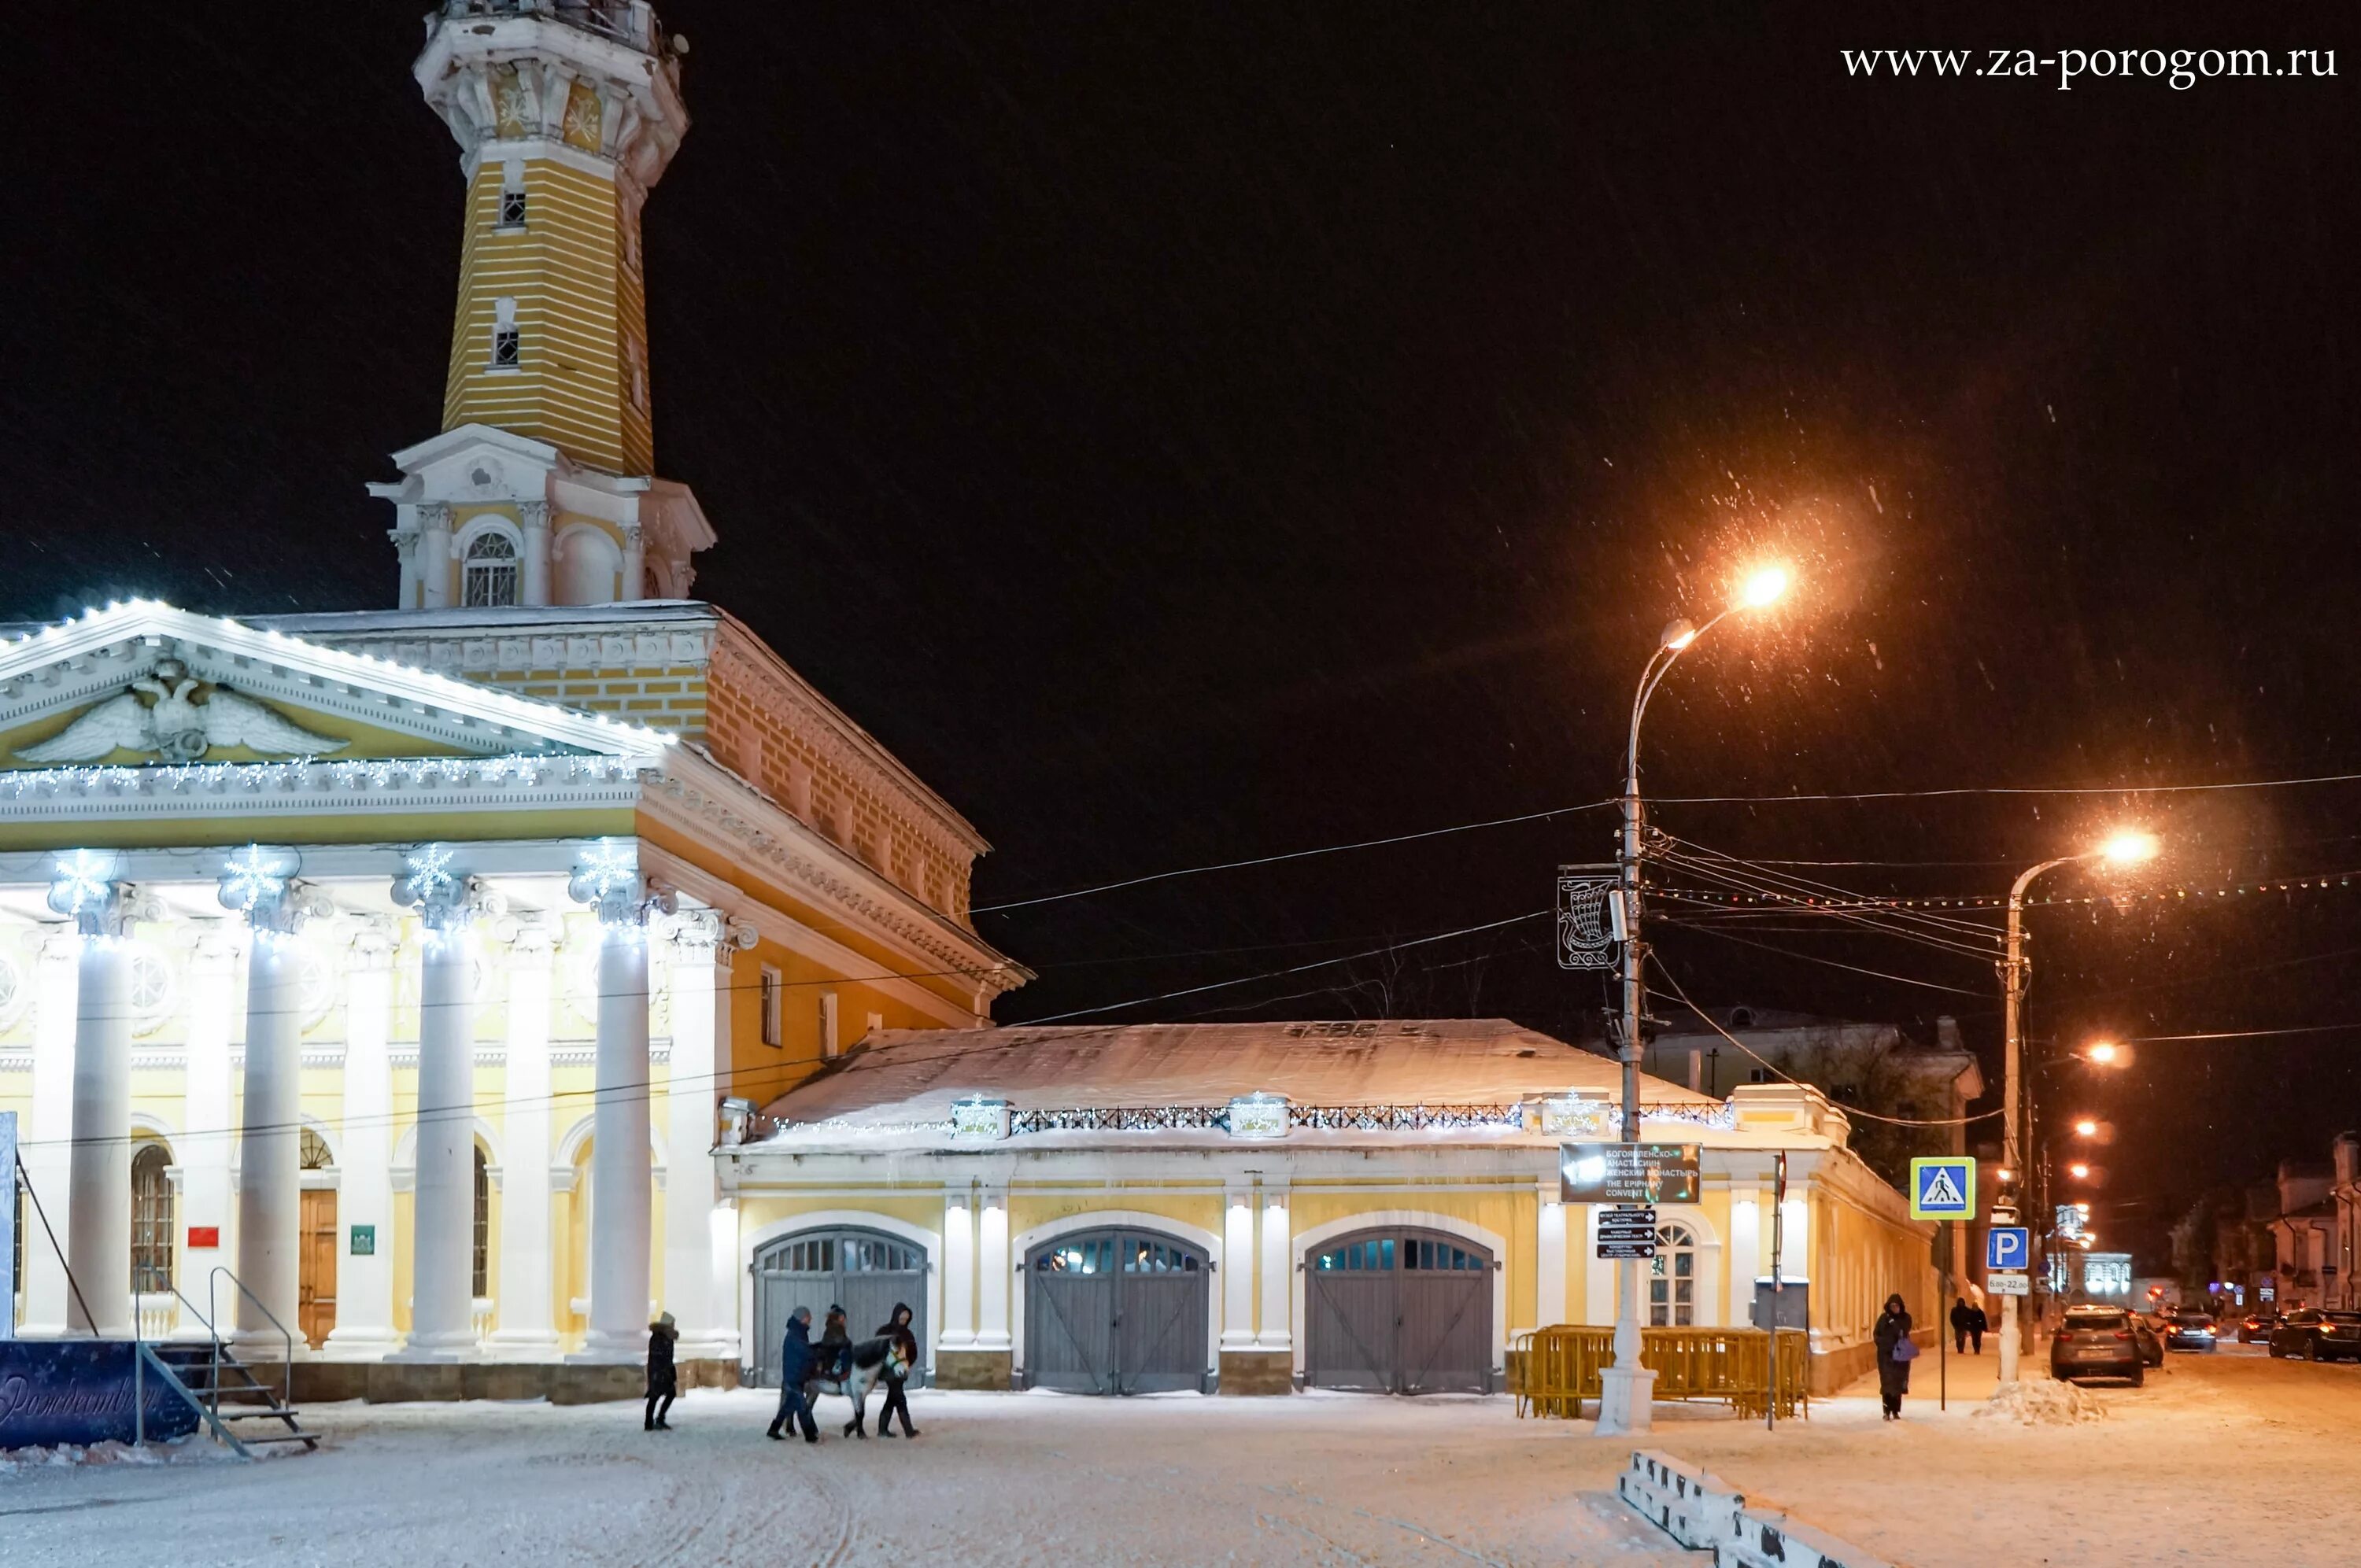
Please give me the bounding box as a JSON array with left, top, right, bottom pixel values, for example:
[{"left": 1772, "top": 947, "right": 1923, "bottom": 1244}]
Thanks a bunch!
[
  {"left": 1729, "top": 1187, "right": 1762, "bottom": 1327},
  {"left": 486, "top": 924, "right": 560, "bottom": 1357},
  {"left": 326, "top": 925, "right": 399, "bottom": 1357},
  {"left": 662, "top": 912, "right": 742, "bottom": 1363},
  {"left": 619, "top": 521, "right": 645, "bottom": 603},
  {"left": 396, "top": 849, "right": 479, "bottom": 1360},
  {"left": 977, "top": 1185, "right": 1010, "bottom": 1353},
  {"left": 1257, "top": 1183, "right": 1291, "bottom": 1351},
  {"left": 219, "top": 849, "right": 314, "bottom": 1352},
  {"left": 19, "top": 934, "right": 79, "bottom": 1337},
  {"left": 419, "top": 504, "right": 453, "bottom": 609},
  {"left": 1583, "top": 1207, "right": 1614, "bottom": 1324},
  {"left": 519, "top": 501, "right": 552, "bottom": 607},
  {"left": 571, "top": 841, "right": 657, "bottom": 1363},
  {"left": 940, "top": 1187, "right": 975, "bottom": 1351},
  {"left": 1535, "top": 1181, "right": 1568, "bottom": 1331},
  {"left": 54, "top": 864, "right": 149, "bottom": 1340},
  {"left": 179, "top": 932, "right": 238, "bottom": 1324},
  {"left": 1221, "top": 1182, "right": 1256, "bottom": 1351},
  {"left": 232, "top": 926, "right": 305, "bottom": 1351}
]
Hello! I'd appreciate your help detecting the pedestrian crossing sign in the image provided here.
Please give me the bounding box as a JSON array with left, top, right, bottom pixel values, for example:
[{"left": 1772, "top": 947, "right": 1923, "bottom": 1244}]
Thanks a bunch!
[{"left": 1908, "top": 1157, "right": 1975, "bottom": 1220}]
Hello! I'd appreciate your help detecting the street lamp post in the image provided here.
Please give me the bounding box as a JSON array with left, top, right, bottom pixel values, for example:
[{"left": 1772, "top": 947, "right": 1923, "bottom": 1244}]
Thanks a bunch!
[
  {"left": 1595, "top": 565, "right": 1787, "bottom": 1437},
  {"left": 1996, "top": 832, "right": 2154, "bottom": 1385}
]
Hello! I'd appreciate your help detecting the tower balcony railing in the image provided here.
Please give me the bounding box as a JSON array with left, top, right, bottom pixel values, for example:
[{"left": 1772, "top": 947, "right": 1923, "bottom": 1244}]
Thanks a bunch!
[{"left": 442, "top": 0, "right": 662, "bottom": 55}]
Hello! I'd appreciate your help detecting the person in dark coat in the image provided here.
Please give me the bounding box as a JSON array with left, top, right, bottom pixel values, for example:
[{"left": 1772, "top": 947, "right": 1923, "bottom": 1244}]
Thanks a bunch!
[
  {"left": 815, "top": 1304, "right": 853, "bottom": 1383},
  {"left": 1968, "top": 1301, "right": 1988, "bottom": 1354},
  {"left": 767, "top": 1306, "right": 818, "bottom": 1443},
  {"left": 1949, "top": 1296, "right": 1972, "bottom": 1354},
  {"left": 873, "top": 1302, "right": 920, "bottom": 1438},
  {"left": 645, "top": 1311, "right": 679, "bottom": 1431},
  {"left": 1874, "top": 1294, "right": 1914, "bottom": 1420}
]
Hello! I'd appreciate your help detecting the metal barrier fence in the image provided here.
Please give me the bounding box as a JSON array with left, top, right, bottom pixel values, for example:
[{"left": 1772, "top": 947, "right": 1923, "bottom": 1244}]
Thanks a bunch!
[{"left": 1506, "top": 1326, "right": 1809, "bottom": 1420}]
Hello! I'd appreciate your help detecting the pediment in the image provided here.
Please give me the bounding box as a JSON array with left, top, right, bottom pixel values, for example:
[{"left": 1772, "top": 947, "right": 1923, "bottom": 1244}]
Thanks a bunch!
[
  {"left": 369, "top": 424, "right": 564, "bottom": 508},
  {"left": 0, "top": 601, "right": 669, "bottom": 770}
]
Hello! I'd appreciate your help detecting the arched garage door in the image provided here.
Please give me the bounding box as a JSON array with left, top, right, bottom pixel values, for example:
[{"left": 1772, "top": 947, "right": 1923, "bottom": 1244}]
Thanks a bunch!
[
  {"left": 752, "top": 1229, "right": 929, "bottom": 1388},
  {"left": 1306, "top": 1229, "right": 1493, "bottom": 1393},
  {"left": 1026, "top": 1229, "right": 1209, "bottom": 1393}
]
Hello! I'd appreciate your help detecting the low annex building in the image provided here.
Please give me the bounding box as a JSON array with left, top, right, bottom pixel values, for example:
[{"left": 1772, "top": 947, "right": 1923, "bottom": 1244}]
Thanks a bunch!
[{"left": 730, "top": 1019, "right": 1936, "bottom": 1396}]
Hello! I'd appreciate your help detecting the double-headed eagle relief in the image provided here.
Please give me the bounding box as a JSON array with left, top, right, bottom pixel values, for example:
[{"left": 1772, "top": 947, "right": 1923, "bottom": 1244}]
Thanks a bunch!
[{"left": 15, "top": 659, "right": 349, "bottom": 764}]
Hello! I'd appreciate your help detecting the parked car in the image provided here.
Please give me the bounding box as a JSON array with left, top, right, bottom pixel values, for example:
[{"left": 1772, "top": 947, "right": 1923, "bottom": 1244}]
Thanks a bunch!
[
  {"left": 2051, "top": 1304, "right": 2145, "bottom": 1385},
  {"left": 2240, "top": 1311, "right": 2279, "bottom": 1343},
  {"left": 2268, "top": 1308, "right": 2361, "bottom": 1362},
  {"left": 2164, "top": 1312, "right": 2219, "bottom": 1352},
  {"left": 2129, "top": 1314, "right": 2166, "bottom": 1367}
]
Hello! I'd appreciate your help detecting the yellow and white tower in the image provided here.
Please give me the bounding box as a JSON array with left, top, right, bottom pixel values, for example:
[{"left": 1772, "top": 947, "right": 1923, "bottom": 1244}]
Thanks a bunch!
[{"left": 371, "top": 1, "right": 714, "bottom": 611}]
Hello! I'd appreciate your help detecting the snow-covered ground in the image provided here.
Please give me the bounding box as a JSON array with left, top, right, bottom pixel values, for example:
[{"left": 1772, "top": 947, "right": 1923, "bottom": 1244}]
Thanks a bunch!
[{"left": 1, "top": 1345, "right": 2352, "bottom": 1566}]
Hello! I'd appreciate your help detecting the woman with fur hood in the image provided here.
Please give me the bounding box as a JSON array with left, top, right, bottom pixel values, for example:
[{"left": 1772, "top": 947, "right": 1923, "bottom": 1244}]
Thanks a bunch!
[
  {"left": 645, "top": 1311, "right": 679, "bottom": 1431},
  {"left": 873, "top": 1302, "right": 921, "bottom": 1437}
]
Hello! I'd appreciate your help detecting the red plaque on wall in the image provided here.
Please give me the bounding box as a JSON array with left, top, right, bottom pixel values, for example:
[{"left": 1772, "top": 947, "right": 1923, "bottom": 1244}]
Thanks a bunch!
[{"left": 187, "top": 1226, "right": 220, "bottom": 1249}]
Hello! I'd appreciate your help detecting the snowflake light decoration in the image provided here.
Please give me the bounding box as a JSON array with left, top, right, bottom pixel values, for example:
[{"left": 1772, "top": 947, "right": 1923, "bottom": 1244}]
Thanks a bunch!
[
  {"left": 47, "top": 849, "right": 118, "bottom": 921},
  {"left": 218, "top": 843, "right": 299, "bottom": 917}
]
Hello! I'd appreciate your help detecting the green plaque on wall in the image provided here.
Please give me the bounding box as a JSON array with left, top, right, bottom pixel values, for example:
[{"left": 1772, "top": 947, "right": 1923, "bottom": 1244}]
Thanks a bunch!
[{"left": 350, "top": 1223, "right": 376, "bottom": 1256}]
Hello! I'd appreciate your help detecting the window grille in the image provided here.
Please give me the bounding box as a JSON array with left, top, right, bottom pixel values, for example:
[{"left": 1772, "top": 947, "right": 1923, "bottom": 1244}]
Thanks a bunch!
[
  {"left": 471, "top": 1146, "right": 491, "bottom": 1298},
  {"left": 131, "top": 1142, "right": 174, "bottom": 1293},
  {"left": 492, "top": 326, "right": 521, "bottom": 367},
  {"left": 1649, "top": 1223, "right": 1697, "bottom": 1326},
  {"left": 463, "top": 532, "right": 520, "bottom": 607},
  {"left": 498, "top": 187, "right": 527, "bottom": 227}
]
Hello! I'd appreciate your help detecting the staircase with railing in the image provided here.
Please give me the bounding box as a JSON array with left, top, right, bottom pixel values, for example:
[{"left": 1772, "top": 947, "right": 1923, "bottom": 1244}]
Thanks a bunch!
[{"left": 132, "top": 1268, "right": 318, "bottom": 1457}]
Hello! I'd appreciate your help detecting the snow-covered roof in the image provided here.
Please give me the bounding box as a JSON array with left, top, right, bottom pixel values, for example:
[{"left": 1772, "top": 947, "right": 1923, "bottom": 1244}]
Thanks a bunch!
[{"left": 757, "top": 1018, "right": 1713, "bottom": 1132}]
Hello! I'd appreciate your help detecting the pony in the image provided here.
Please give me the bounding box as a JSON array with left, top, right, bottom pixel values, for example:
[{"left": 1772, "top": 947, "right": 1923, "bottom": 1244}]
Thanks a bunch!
[{"left": 804, "top": 1330, "right": 918, "bottom": 1438}]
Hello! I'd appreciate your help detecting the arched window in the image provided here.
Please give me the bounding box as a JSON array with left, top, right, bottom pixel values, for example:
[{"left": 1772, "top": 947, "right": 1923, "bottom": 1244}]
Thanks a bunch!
[
  {"left": 131, "top": 1142, "right": 175, "bottom": 1293},
  {"left": 300, "top": 1127, "right": 334, "bottom": 1171},
  {"left": 1649, "top": 1222, "right": 1697, "bottom": 1326},
  {"left": 462, "top": 531, "right": 520, "bottom": 608},
  {"left": 471, "top": 1145, "right": 491, "bottom": 1298}
]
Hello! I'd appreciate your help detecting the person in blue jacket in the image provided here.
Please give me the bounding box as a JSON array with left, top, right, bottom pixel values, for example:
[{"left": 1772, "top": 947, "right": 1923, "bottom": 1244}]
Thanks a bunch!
[{"left": 766, "top": 1305, "right": 819, "bottom": 1443}]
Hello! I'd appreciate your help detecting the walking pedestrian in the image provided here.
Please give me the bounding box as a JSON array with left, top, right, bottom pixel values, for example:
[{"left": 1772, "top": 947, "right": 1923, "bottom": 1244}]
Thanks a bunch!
[
  {"left": 767, "top": 1305, "right": 819, "bottom": 1444},
  {"left": 1949, "top": 1295, "right": 1971, "bottom": 1355},
  {"left": 815, "top": 1304, "right": 853, "bottom": 1382},
  {"left": 1968, "top": 1300, "right": 1987, "bottom": 1355},
  {"left": 1874, "top": 1293, "right": 1916, "bottom": 1421},
  {"left": 874, "top": 1302, "right": 920, "bottom": 1438},
  {"left": 645, "top": 1310, "right": 679, "bottom": 1431}
]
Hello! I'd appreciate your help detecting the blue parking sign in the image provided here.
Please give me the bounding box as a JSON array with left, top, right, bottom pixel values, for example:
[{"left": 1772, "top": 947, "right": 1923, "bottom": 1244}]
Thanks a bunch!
[
  {"left": 1908, "top": 1156, "right": 1975, "bottom": 1219},
  {"left": 1986, "top": 1225, "right": 2029, "bottom": 1272}
]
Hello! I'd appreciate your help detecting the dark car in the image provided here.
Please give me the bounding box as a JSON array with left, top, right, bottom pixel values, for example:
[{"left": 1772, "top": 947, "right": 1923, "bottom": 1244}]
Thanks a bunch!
[
  {"left": 2240, "top": 1311, "right": 2279, "bottom": 1343},
  {"left": 2268, "top": 1308, "right": 2361, "bottom": 1362},
  {"left": 2164, "top": 1312, "right": 2219, "bottom": 1352},
  {"left": 2050, "top": 1304, "right": 2145, "bottom": 1385}
]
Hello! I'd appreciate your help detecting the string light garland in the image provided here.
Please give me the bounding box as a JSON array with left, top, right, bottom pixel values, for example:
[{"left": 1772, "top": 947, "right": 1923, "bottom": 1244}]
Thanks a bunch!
[
  {"left": 1647, "top": 875, "right": 2359, "bottom": 912},
  {"left": 750, "top": 1098, "right": 1613, "bottom": 1142},
  {"left": 0, "top": 751, "right": 648, "bottom": 803}
]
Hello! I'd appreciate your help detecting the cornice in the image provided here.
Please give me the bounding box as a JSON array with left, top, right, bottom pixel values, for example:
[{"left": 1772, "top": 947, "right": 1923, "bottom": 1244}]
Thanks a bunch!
[
  {"left": 708, "top": 614, "right": 988, "bottom": 859},
  {"left": 639, "top": 751, "right": 1028, "bottom": 1003},
  {"left": 0, "top": 753, "right": 648, "bottom": 826}
]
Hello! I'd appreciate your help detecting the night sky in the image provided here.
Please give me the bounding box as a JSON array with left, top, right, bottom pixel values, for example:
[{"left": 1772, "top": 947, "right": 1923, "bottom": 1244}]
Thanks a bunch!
[{"left": 8, "top": 6, "right": 2359, "bottom": 1263}]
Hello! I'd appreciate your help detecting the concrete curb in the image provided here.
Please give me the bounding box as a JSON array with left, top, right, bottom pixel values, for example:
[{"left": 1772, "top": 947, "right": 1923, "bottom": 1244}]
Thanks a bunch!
[{"left": 1616, "top": 1448, "right": 1905, "bottom": 1567}]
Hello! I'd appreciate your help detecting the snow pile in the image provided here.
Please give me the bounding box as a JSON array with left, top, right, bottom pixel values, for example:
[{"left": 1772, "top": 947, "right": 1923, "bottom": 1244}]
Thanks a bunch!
[
  {"left": 1971, "top": 1378, "right": 2106, "bottom": 1426},
  {"left": 0, "top": 1435, "right": 236, "bottom": 1473}
]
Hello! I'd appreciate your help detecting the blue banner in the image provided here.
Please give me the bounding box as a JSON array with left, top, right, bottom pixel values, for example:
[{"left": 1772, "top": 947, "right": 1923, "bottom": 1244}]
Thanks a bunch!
[{"left": 0, "top": 1341, "right": 201, "bottom": 1450}]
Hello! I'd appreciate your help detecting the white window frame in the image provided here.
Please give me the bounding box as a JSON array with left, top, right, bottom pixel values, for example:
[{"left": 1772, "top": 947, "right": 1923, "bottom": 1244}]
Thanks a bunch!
[
  {"left": 759, "top": 965, "right": 782, "bottom": 1048},
  {"left": 491, "top": 296, "right": 520, "bottom": 370},
  {"left": 458, "top": 522, "right": 523, "bottom": 608},
  {"left": 819, "top": 991, "right": 841, "bottom": 1060}
]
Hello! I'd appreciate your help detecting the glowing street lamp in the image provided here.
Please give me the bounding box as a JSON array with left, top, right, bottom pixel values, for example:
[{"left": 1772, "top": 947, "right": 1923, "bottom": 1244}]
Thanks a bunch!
[
  {"left": 1993, "top": 828, "right": 2160, "bottom": 1385},
  {"left": 2073, "top": 1118, "right": 2098, "bottom": 1138},
  {"left": 2068, "top": 1161, "right": 2092, "bottom": 1180},
  {"left": 1596, "top": 562, "right": 1794, "bottom": 1438},
  {"left": 2085, "top": 1041, "right": 2121, "bottom": 1065}
]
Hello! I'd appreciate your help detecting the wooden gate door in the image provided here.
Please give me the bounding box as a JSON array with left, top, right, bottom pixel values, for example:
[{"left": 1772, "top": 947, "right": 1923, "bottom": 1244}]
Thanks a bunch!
[{"left": 298, "top": 1188, "right": 338, "bottom": 1347}]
